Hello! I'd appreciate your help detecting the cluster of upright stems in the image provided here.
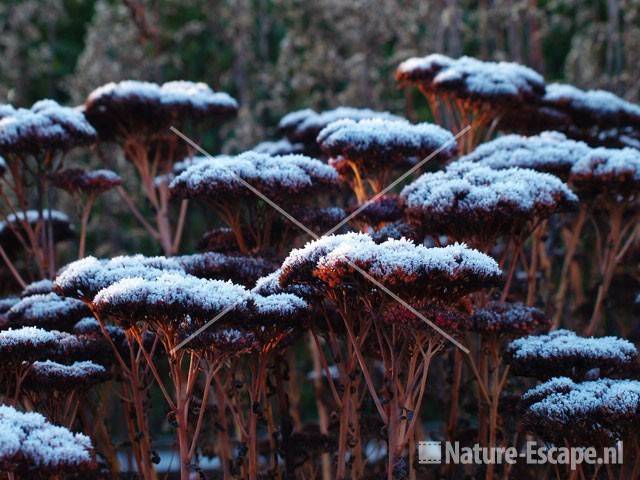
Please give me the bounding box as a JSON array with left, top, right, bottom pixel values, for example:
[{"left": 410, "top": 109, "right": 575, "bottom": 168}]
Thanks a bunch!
[{"left": 0, "top": 54, "right": 638, "bottom": 480}]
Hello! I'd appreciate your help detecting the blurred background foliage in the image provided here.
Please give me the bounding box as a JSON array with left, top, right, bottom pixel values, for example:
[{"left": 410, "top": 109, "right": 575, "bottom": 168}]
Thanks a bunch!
[
  {"left": 1, "top": 0, "right": 639, "bottom": 150},
  {"left": 0, "top": 0, "right": 638, "bottom": 260}
]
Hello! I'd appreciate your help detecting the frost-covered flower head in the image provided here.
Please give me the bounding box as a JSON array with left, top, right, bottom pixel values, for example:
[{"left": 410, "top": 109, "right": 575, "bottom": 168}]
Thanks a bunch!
[
  {"left": 0, "top": 100, "right": 96, "bottom": 157},
  {"left": 471, "top": 301, "right": 550, "bottom": 337},
  {"left": 252, "top": 138, "right": 306, "bottom": 156},
  {"left": 0, "top": 327, "right": 70, "bottom": 365},
  {"left": 6, "top": 292, "right": 90, "bottom": 332},
  {"left": 317, "top": 118, "right": 457, "bottom": 172},
  {"left": 506, "top": 329, "right": 638, "bottom": 379},
  {"left": 401, "top": 163, "right": 578, "bottom": 244},
  {"left": 278, "top": 107, "right": 404, "bottom": 146},
  {"left": 543, "top": 83, "right": 640, "bottom": 130},
  {"left": 169, "top": 151, "right": 340, "bottom": 203},
  {"left": 51, "top": 168, "right": 122, "bottom": 195},
  {"left": 521, "top": 377, "right": 640, "bottom": 446},
  {"left": 92, "top": 272, "right": 252, "bottom": 329},
  {"left": 461, "top": 131, "right": 591, "bottom": 179},
  {"left": 0, "top": 404, "right": 95, "bottom": 475},
  {"left": 396, "top": 54, "right": 545, "bottom": 107},
  {"left": 21, "top": 279, "right": 55, "bottom": 298},
  {"left": 23, "top": 360, "right": 110, "bottom": 392},
  {"left": 84, "top": 80, "right": 238, "bottom": 141},
  {"left": 54, "top": 254, "right": 183, "bottom": 301},
  {"left": 279, "top": 233, "right": 501, "bottom": 304},
  {"left": 0, "top": 210, "right": 74, "bottom": 253},
  {"left": 569, "top": 147, "right": 640, "bottom": 200},
  {"left": 176, "top": 252, "right": 277, "bottom": 287}
]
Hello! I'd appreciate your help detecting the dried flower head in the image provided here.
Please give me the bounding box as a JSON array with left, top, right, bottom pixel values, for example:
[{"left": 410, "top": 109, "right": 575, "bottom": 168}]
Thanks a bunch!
[
  {"left": 0, "top": 210, "right": 74, "bottom": 253},
  {"left": 569, "top": 147, "right": 640, "bottom": 200},
  {"left": 521, "top": 377, "right": 640, "bottom": 446},
  {"left": 543, "top": 83, "right": 640, "bottom": 130},
  {"left": 252, "top": 138, "right": 306, "bottom": 156},
  {"left": 317, "top": 118, "right": 457, "bottom": 171},
  {"left": 170, "top": 151, "right": 339, "bottom": 203},
  {"left": 23, "top": 360, "right": 110, "bottom": 392},
  {"left": 176, "top": 252, "right": 277, "bottom": 287},
  {"left": 401, "top": 163, "right": 578, "bottom": 244},
  {"left": 6, "top": 292, "right": 90, "bottom": 332},
  {"left": 92, "top": 272, "right": 252, "bottom": 329},
  {"left": 461, "top": 131, "right": 591, "bottom": 179},
  {"left": 50, "top": 168, "right": 122, "bottom": 196},
  {"left": 506, "top": 329, "right": 638, "bottom": 379},
  {"left": 55, "top": 254, "right": 183, "bottom": 301},
  {"left": 0, "top": 100, "right": 96, "bottom": 156},
  {"left": 0, "top": 327, "right": 69, "bottom": 365},
  {"left": 396, "top": 54, "right": 545, "bottom": 108},
  {"left": 0, "top": 404, "right": 95, "bottom": 475},
  {"left": 280, "top": 233, "right": 501, "bottom": 304},
  {"left": 471, "top": 301, "right": 550, "bottom": 337},
  {"left": 278, "top": 107, "right": 404, "bottom": 146},
  {"left": 84, "top": 80, "right": 238, "bottom": 141},
  {"left": 21, "top": 279, "right": 55, "bottom": 297}
]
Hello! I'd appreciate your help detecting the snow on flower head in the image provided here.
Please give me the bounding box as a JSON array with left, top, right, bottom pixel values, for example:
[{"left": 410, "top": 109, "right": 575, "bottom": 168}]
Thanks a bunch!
[
  {"left": 317, "top": 118, "right": 457, "bottom": 170},
  {"left": 21, "top": 279, "right": 55, "bottom": 298},
  {"left": 51, "top": 168, "right": 122, "bottom": 195},
  {"left": 0, "top": 404, "right": 94, "bottom": 474},
  {"left": 0, "top": 100, "right": 96, "bottom": 156},
  {"left": 461, "top": 131, "right": 591, "bottom": 178},
  {"left": 92, "top": 272, "right": 252, "bottom": 328},
  {"left": 54, "top": 254, "right": 183, "bottom": 300},
  {"left": 84, "top": 80, "right": 238, "bottom": 140},
  {"left": 471, "top": 301, "right": 550, "bottom": 336},
  {"left": 6, "top": 292, "right": 90, "bottom": 332},
  {"left": 0, "top": 327, "right": 70, "bottom": 364},
  {"left": 252, "top": 138, "right": 306, "bottom": 156},
  {"left": 506, "top": 329, "right": 638, "bottom": 379},
  {"left": 24, "top": 360, "right": 110, "bottom": 392},
  {"left": 396, "top": 54, "right": 545, "bottom": 105},
  {"left": 278, "top": 106, "right": 404, "bottom": 145},
  {"left": 543, "top": 83, "right": 640, "bottom": 129},
  {"left": 522, "top": 378, "right": 640, "bottom": 446},
  {"left": 280, "top": 233, "right": 501, "bottom": 304},
  {"left": 169, "top": 151, "right": 339, "bottom": 203},
  {"left": 0, "top": 209, "right": 74, "bottom": 252},
  {"left": 569, "top": 147, "right": 640, "bottom": 199},
  {"left": 401, "top": 163, "right": 578, "bottom": 244}
]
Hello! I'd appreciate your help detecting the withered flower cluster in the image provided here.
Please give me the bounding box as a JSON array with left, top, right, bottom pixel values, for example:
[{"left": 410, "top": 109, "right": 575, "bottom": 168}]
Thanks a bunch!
[{"left": 521, "top": 377, "right": 640, "bottom": 447}]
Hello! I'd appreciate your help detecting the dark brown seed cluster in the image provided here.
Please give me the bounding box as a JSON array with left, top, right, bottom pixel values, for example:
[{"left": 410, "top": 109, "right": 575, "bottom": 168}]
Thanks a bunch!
[
  {"left": 396, "top": 54, "right": 545, "bottom": 108},
  {"left": 176, "top": 252, "right": 277, "bottom": 287},
  {"left": 0, "top": 100, "right": 97, "bottom": 157},
  {"left": 84, "top": 80, "right": 238, "bottom": 141},
  {"left": 6, "top": 292, "right": 90, "bottom": 332},
  {"left": 51, "top": 168, "right": 122, "bottom": 195},
  {"left": 471, "top": 301, "right": 550, "bottom": 337}
]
